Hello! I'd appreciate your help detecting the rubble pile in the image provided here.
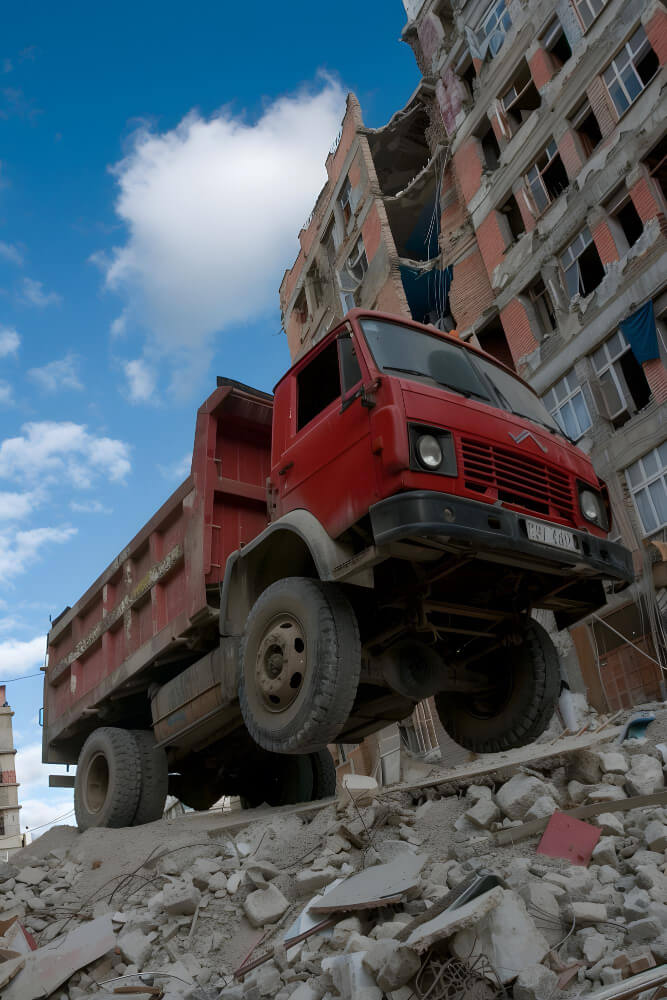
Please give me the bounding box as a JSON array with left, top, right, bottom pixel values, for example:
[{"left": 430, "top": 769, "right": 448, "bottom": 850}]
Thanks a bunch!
[{"left": 1, "top": 726, "right": 667, "bottom": 1000}]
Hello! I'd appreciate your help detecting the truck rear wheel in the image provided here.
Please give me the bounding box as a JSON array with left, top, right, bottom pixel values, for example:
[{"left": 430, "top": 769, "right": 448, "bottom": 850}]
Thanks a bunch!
[
  {"left": 311, "top": 748, "right": 337, "bottom": 798},
  {"left": 74, "top": 727, "right": 141, "bottom": 830},
  {"left": 131, "top": 730, "right": 168, "bottom": 825},
  {"left": 435, "top": 619, "right": 560, "bottom": 753},
  {"left": 239, "top": 577, "right": 361, "bottom": 755}
]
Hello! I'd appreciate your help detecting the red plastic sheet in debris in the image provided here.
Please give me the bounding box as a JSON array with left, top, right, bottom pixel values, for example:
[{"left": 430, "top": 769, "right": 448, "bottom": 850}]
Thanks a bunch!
[{"left": 536, "top": 811, "right": 602, "bottom": 866}]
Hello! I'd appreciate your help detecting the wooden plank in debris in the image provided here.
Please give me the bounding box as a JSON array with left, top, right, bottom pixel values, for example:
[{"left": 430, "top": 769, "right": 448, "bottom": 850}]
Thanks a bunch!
[
  {"left": 585, "top": 964, "right": 667, "bottom": 1000},
  {"left": 496, "top": 790, "right": 667, "bottom": 846}
]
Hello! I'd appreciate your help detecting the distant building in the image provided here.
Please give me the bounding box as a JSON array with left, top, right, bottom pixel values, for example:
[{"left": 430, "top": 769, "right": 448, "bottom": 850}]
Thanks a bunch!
[
  {"left": 280, "top": 91, "right": 454, "bottom": 360},
  {"left": 0, "top": 686, "right": 26, "bottom": 857}
]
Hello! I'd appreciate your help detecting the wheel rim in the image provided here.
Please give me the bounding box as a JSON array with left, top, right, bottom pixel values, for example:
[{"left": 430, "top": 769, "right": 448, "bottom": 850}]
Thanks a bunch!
[
  {"left": 255, "top": 613, "right": 307, "bottom": 714},
  {"left": 84, "top": 751, "right": 109, "bottom": 814}
]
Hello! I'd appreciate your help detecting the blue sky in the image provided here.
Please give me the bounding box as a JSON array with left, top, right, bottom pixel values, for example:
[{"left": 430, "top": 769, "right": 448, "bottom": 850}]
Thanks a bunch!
[{"left": 0, "top": 1, "right": 420, "bottom": 834}]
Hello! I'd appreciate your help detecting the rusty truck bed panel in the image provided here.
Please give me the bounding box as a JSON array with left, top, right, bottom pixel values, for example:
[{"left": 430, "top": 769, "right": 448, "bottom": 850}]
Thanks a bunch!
[{"left": 44, "top": 383, "right": 273, "bottom": 758}]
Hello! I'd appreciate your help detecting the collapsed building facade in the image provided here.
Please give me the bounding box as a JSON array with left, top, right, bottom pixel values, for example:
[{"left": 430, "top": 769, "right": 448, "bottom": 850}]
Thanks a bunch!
[{"left": 280, "top": 0, "right": 667, "bottom": 722}]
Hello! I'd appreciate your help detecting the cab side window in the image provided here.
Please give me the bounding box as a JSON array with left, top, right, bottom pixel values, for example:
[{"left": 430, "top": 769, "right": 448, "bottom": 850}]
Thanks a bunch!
[
  {"left": 339, "top": 334, "right": 362, "bottom": 393},
  {"left": 297, "top": 341, "right": 341, "bottom": 430}
]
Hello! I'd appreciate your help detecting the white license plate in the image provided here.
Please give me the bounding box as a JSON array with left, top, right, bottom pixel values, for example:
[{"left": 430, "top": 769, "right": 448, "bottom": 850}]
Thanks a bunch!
[{"left": 526, "top": 519, "right": 579, "bottom": 552}]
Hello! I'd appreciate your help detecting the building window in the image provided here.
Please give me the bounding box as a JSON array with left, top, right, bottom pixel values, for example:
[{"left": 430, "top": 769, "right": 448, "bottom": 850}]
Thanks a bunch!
[
  {"left": 339, "top": 236, "right": 368, "bottom": 312},
  {"left": 477, "top": 0, "right": 512, "bottom": 58},
  {"left": 560, "top": 227, "right": 605, "bottom": 299},
  {"left": 338, "top": 176, "right": 353, "bottom": 227},
  {"left": 294, "top": 289, "right": 308, "bottom": 331},
  {"left": 527, "top": 276, "right": 558, "bottom": 334},
  {"left": 644, "top": 135, "right": 667, "bottom": 202},
  {"left": 602, "top": 27, "right": 659, "bottom": 118},
  {"left": 499, "top": 193, "right": 526, "bottom": 243},
  {"left": 476, "top": 123, "right": 501, "bottom": 171},
  {"left": 524, "top": 141, "right": 569, "bottom": 216},
  {"left": 570, "top": 98, "right": 603, "bottom": 158},
  {"left": 573, "top": 0, "right": 608, "bottom": 31},
  {"left": 0, "top": 815, "right": 4, "bottom": 836},
  {"left": 541, "top": 17, "right": 572, "bottom": 67},
  {"left": 626, "top": 443, "right": 667, "bottom": 535},
  {"left": 347, "top": 236, "right": 368, "bottom": 282},
  {"left": 591, "top": 329, "right": 651, "bottom": 424},
  {"left": 500, "top": 61, "right": 541, "bottom": 135},
  {"left": 604, "top": 187, "right": 644, "bottom": 249},
  {"left": 543, "top": 370, "right": 593, "bottom": 440}
]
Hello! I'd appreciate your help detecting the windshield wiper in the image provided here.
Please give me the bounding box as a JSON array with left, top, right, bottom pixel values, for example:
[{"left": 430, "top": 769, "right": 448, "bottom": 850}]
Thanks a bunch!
[{"left": 507, "top": 408, "right": 565, "bottom": 440}]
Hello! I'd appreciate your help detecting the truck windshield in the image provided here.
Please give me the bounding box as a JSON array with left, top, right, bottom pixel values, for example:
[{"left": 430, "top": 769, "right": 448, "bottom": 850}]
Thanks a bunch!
[{"left": 360, "top": 318, "right": 562, "bottom": 436}]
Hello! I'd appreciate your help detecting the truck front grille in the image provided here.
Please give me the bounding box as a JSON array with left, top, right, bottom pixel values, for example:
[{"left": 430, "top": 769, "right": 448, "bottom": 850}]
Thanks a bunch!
[{"left": 461, "top": 438, "right": 576, "bottom": 524}]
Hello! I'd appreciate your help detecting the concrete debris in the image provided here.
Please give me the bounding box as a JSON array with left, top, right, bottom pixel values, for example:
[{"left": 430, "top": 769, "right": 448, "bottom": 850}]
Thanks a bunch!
[{"left": 6, "top": 703, "right": 667, "bottom": 999}]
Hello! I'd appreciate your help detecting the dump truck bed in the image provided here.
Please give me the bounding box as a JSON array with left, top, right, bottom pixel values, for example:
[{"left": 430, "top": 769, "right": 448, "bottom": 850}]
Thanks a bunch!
[{"left": 43, "top": 380, "right": 273, "bottom": 763}]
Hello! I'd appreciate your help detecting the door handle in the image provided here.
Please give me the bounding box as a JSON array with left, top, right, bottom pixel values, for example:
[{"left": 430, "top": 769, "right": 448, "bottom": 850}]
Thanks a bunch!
[{"left": 278, "top": 461, "right": 294, "bottom": 476}]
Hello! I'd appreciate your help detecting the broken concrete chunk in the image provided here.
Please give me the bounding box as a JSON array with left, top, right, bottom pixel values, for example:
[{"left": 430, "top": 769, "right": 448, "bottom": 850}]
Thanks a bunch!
[
  {"left": 295, "top": 867, "right": 338, "bottom": 894},
  {"left": 452, "top": 889, "right": 549, "bottom": 985},
  {"left": 465, "top": 797, "right": 500, "bottom": 829},
  {"left": 582, "top": 931, "right": 608, "bottom": 964},
  {"left": 496, "top": 774, "right": 550, "bottom": 821},
  {"left": 627, "top": 916, "right": 663, "bottom": 942},
  {"left": 586, "top": 786, "right": 628, "bottom": 804},
  {"left": 15, "top": 868, "right": 47, "bottom": 887},
  {"left": 521, "top": 884, "right": 563, "bottom": 948},
  {"left": 406, "top": 887, "right": 504, "bottom": 952},
  {"left": 591, "top": 837, "right": 618, "bottom": 867},
  {"left": 322, "top": 952, "right": 382, "bottom": 1000},
  {"left": 625, "top": 755, "right": 664, "bottom": 796},
  {"left": 571, "top": 901, "right": 608, "bottom": 925},
  {"left": 118, "top": 928, "right": 152, "bottom": 968},
  {"left": 363, "top": 939, "right": 421, "bottom": 992},
  {"left": 340, "top": 774, "right": 378, "bottom": 804},
  {"left": 596, "top": 813, "right": 625, "bottom": 837},
  {"left": 644, "top": 819, "right": 667, "bottom": 852},
  {"left": 574, "top": 750, "right": 603, "bottom": 784},
  {"left": 244, "top": 883, "right": 290, "bottom": 928},
  {"left": 208, "top": 871, "right": 228, "bottom": 892},
  {"left": 524, "top": 795, "right": 558, "bottom": 822},
  {"left": 162, "top": 881, "right": 201, "bottom": 916},
  {"left": 598, "top": 751, "right": 629, "bottom": 775},
  {"left": 513, "top": 963, "right": 559, "bottom": 1000}
]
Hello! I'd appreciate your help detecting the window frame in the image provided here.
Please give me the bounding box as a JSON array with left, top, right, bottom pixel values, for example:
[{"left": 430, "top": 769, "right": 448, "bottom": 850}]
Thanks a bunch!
[
  {"left": 338, "top": 176, "right": 353, "bottom": 227},
  {"left": 477, "top": 0, "right": 512, "bottom": 57},
  {"left": 625, "top": 444, "right": 667, "bottom": 536},
  {"left": 295, "top": 338, "right": 342, "bottom": 431},
  {"left": 602, "top": 26, "right": 659, "bottom": 119},
  {"left": 591, "top": 330, "right": 633, "bottom": 419},
  {"left": 543, "top": 369, "right": 593, "bottom": 441},
  {"left": 527, "top": 275, "right": 558, "bottom": 334},
  {"left": 560, "top": 226, "right": 602, "bottom": 300},
  {"left": 525, "top": 140, "right": 564, "bottom": 216},
  {"left": 572, "top": 0, "right": 608, "bottom": 32}
]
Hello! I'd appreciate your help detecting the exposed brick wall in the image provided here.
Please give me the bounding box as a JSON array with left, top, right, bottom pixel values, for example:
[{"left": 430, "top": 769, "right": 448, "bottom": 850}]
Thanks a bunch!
[
  {"left": 643, "top": 357, "right": 667, "bottom": 402},
  {"left": 528, "top": 47, "right": 556, "bottom": 90},
  {"left": 285, "top": 312, "right": 303, "bottom": 359},
  {"left": 558, "top": 129, "right": 587, "bottom": 182},
  {"left": 629, "top": 175, "right": 666, "bottom": 223},
  {"left": 1, "top": 771, "right": 15, "bottom": 784},
  {"left": 591, "top": 220, "right": 621, "bottom": 266},
  {"left": 476, "top": 210, "right": 508, "bottom": 276},
  {"left": 373, "top": 275, "right": 411, "bottom": 317},
  {"left": 439, "top": 168, "right": 469, "bottom": 257},
  {"left": 644, "top": 5, "right": 667, "bottom": 65},
  {"left": 348, "top": 150, "right": 362, "bottom": 188},
  {"left": 453, "top": 138, "right": 484, "bottom": 206},
  {"left": 449, "top": 248, "right": 496, "bottom": 330},
  {"left": 586, "top": 76, "right": 618, "bottom": 139},
  {"left": 500, "top": 298, "right": 540, "bottom": 364},
  {"left": 361, "top": 203, "right": 382, "bottom": 262},
  {"left": 600, "top": 637, "right": 663, "bottom": 711}
]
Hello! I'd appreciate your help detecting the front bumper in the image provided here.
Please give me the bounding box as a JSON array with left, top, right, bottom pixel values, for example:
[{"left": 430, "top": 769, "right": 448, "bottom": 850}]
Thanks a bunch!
[{"left": 369, "top": 491, "right": 633, "bottom": 582}]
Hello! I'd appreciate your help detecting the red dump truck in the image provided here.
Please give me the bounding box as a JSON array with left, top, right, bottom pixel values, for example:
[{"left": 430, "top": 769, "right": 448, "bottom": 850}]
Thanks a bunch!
[{"left": 43, "top": 310, "right": 632, "bottom": 829}]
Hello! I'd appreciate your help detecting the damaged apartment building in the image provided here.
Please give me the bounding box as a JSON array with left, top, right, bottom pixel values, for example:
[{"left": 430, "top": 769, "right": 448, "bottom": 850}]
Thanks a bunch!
[{"left": 280, "top": 0, "right": 667, "bottom": 723}]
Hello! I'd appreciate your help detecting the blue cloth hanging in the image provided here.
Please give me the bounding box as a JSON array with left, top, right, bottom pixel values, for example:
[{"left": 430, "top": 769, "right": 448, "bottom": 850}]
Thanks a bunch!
[{"left": 619, "top": 301, "right": 660, "bottom": 364}]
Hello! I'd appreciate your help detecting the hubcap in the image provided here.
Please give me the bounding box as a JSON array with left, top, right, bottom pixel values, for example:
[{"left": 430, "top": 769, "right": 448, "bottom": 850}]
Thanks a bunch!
[
  {"left": 84, "top": 751, "right": 109, "bottom": 814},
  {"left": 255, "top": 614, "right": 306, "bottom": 713}
]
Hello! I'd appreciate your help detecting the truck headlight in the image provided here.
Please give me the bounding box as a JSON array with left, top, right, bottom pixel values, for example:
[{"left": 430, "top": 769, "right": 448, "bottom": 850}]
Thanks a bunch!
[
  {"left": 417, "top": 435, "right": 442, "bottom": 470},
  {"left": 578, "top": 484, "right": 609, "bottom": 530},
  {"left": 409, "top": 425, "right": 457, "bottom": 477}
]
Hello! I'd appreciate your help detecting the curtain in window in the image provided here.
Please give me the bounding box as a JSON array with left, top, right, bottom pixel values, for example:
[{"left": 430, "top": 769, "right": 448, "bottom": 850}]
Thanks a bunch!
[{"left": 619, "top": 300, "right": 660, "bottom": 364}]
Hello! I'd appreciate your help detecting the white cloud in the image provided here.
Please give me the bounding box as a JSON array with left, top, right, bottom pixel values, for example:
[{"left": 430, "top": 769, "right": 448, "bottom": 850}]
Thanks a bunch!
[
  {"left": 0, "top": 489, "right": 40, "bottom": 520},
  {"left": 110, "top": 311, "right": 127, "bottom": 338},
  {"left": 0, "top": 526, "right": 77, "bottom": 582},
  {"left": 159, "top": 451, "right": 192, "bottom": 481},
  {"left": 20, "top": 277, "right": 61, "bottom": 308},
  {"left": 0, "top": 380, "right": 12, "bottom": 405},
  {"left": 27, "top": 354, "right": 83, "bottom": 392},
  {"left": 0, "top": 242, "right": 22, "bottom": 266},
  {"left": 69, "top": 499, "right": 112, "bottom": 514},
  {"left": 0, "top": 634, "right": 45, "bottom": 675},
  {"left": 0, "top": 327, "right": 20, "bottom": 356},
  {"left": 124, "top": 358, "right": 156, "bottom": 402},
  {"left": 0, "top": 421, "right": 131, "bottom": 485},
  {"left": 15, "top": 743, "right": 75, "bottom": 835},
  {"left": 100, "top": 77, "right": 345, "bottom": 388}
]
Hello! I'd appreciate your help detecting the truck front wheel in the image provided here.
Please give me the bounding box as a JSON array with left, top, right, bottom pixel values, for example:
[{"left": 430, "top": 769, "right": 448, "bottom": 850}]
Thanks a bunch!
[
  {"left": 74, "top": 727, "right": 142, "bottom": 830},
  {"left": 435, "top": 619, "right": 560, "bottom": 753},
  {"left": 239, "top": 577, "right": 361, "bottom": 755}
]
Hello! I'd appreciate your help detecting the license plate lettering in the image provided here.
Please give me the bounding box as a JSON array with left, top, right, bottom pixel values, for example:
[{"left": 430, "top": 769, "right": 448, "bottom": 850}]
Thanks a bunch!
[{"left": 526, "top": 519, "right": 578, "bottom": 552}]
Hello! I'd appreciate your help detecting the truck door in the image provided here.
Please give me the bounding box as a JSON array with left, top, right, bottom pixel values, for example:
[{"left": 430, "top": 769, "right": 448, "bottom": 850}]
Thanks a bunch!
[{"left": 277, "top": 329, "right": 376, "bottom": 538}]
